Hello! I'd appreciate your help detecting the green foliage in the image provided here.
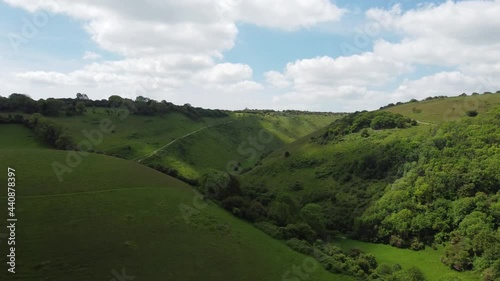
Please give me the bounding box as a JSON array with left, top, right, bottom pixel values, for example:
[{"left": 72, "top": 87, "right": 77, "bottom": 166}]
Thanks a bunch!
[
  {"left": 315, "top": 111, "right": 416, "bottom": 144},
  {"left": 0, "top": 149, "right": 341, "bottom": 281},
  {"left": 285, "top": 238, "right": 314, "bottom": 255},
  {"left": 465, "top": 110, "right": 478, "bottom": 117},
  {"left": 27, "top": 113, "right": 74, "bottom": 149},
  {"left": 301, "top": 203, "right": 326, "bottom": 237},
  {"left": 199, "top": 169, "right": 241, "bottom": 201}
]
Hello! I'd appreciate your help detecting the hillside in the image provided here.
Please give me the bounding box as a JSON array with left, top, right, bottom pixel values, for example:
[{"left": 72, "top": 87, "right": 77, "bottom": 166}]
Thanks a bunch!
[
  {"left": 382, "top": 93, "right": 500, "bottom": 124},
  {"left": 0, "top": 94, "right": 341, "bottom": 183},
  {"left": 0, "top": 144, "right": 351, "bottom": 281},
  {"left": 1, "top": 93, "right": 499, "bottom": 281},
  {"left": 233, "top": 95, "right": 500, "bottom": 280}
]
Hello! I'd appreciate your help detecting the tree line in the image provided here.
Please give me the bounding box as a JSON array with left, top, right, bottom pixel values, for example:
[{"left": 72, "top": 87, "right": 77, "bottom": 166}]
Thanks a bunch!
[{"left": 0, "top": 93, "right": 228, "bottom": 120}]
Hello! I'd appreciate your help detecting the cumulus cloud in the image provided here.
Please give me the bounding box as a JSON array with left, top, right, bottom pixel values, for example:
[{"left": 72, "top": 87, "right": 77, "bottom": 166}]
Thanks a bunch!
[
  {"left": 3, "top": 0, "right": 500, "bottom": 111},
  {"left": 265, "top": 71, "right": 291, "bottom": 88},
  {"left": 391, "top": 71, "right": 495, "bottom": 102},
  {"left": 82, "top": 51, "right": 101, "bottom": 60},
  {"left": 269, "top": 0, "right": 500, "bottom": 111},
  {"left": 3, "top": 0, "right": 344, "bottom": 108}
]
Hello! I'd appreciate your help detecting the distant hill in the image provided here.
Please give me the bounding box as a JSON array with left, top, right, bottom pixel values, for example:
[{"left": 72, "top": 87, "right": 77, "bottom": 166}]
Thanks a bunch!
[{"left": 381, "top": 92, "right": 500, "bottom": 124}]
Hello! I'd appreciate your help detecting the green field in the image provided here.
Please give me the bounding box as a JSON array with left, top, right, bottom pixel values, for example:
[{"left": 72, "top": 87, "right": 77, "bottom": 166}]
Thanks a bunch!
[
  {"left": 383, "top": 93, "right": 500, "bottom": 124},
  {"left": 0, "top": 124, "right": 48, "bottom": 149},
  {"left": 332, "top": 238, "right": 479, "bottom": 281},
  {"left": 41, "top": 109, "right": 341, "bottom": 181},
  {"left": 0, "top": 148, "right": 352, "bottom": 281}
]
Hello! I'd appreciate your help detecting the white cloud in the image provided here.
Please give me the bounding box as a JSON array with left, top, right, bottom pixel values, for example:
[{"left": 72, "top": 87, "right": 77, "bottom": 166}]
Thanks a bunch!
[
  {"left": 3, "top": 0, "right": 500, "bottom": 111},
  {"left": 235, "top": 0, "right": 345, "bottom": 30},
  {"left": 265, "top": 71, "right": 291, "bottom": 88},
  {"left": 2, "top": 0, "right": 344, "bottom": 109},
  {"left": 269, "top": 0, "right": 500, "bottom": 111},
  {"left": 82, "top": 51, "right": 101, "bottom": 60},
  {"left": 268, "top": 53, "right": 412, "bottom": 110},
  {"left": 368, "top": 1, "right": 500, "bottom": 66},
  {"left": 391, "top": 71, "right": 494, "bottom": 102}
]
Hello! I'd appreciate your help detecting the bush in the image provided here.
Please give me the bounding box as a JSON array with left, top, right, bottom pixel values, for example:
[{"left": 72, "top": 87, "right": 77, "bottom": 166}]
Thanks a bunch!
[
  {"left": 285, "top": 238, "right": 314, "bottom": 255},
  {"left": 221, "top": 196, "right": 245, "bottom": 211},
  {"left": 466, "top": 110, "right": 478, "bottom": 117},
  {"left": 390, "top": 235, "right": 405, "bottom": 248},
  {"left": 254, "top": 221, "right": 282, "bottom": 239},
  {"left": 289, "top": 181, "right": 304, "bottom": 191},
  {"left": 410, "top": 238, "right": 425, "bottom": 251},
  {"left": 282, "top": 223, "right": 317, "bottom": 242}
]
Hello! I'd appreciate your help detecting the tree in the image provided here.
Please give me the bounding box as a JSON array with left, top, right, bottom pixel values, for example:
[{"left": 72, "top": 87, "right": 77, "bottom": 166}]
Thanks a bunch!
[
  {"left": 301, "top": 203, "right": 326, "bottom": 237},
  {"left": 76, "top": 102, "right": 86, "bottom": 115},
  {"left": 40, "top": 98, "right": 64, "bottom": 116},
  {"left": 108, "top": 95, "right": 124, "bottom": 108},
  {"left": 76, "top": 93, "right": 89, "bottom": 100}
]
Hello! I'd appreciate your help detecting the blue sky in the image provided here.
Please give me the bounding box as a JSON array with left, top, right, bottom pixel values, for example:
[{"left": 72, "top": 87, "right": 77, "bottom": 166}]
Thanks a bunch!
[{"left": 1, "top": 0, "right": 499, "bottom": 111}]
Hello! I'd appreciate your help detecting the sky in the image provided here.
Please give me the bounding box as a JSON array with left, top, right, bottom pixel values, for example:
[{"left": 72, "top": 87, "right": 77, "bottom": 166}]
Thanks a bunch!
[{"left": 1, "top": 0, "right": 499, "bottom": 112}]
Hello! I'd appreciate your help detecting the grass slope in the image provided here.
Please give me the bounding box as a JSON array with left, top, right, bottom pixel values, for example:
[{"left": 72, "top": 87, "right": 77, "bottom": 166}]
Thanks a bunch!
[
  {"left": 332, "top": 238, "right": 479, "bottom": 281},
  {"left": 0, "top": 148, "right": 353, "bottom": 281},
  {"left": 383, "top": 93, "right": 500, "bottom": 124},
  {"left": 238, "top": 99, "right": 499, "bottom": 280},
  {"left": 42, "top": 109, "right": 340, "bottom": 181},
  {"left": 0, "top": 124, "right": 48, "bottom": 149}
]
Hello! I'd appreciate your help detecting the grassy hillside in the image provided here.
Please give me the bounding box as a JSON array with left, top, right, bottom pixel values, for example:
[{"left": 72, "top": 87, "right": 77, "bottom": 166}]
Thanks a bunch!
[
  {"left": 0, "top": 124, "right": 48, "bottom": 149},
  {"left": 382, "top": 93, "right": 500, "bottom": 124},
  {"left": 36, "top": 108, "right": 340, "bottom": 181},
  {"left": 143, "top": 112, "right": 340, "bottom": 180},
  {"left": 234, "top": 103, "right": 500, "bottom": 280},
  {"left": 332, "top": 238, "right": 479, "bottom": 281},
  {"left": 0, "top": 148, "right": 353, "bottom": 281}
]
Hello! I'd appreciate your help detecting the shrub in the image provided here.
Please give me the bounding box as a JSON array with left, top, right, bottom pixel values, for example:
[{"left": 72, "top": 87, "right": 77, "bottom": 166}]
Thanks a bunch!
[
  {"left": 254, "top": 221, "right": 282, "bottom": 239},
  {"left": 289, "top": 181, "right": 304, "bottom": 191},
  {"left": 285, "top": 238, "right": 314, "bottom": 255},
  {"left": 282, "top": 223, "right": 317, "bottom": 242},
  {"left": 466, "top": 110, "right": 478, "bottom": 117},
  {"left": 390, "top": 235, "right": 405, "bottom": 248},
  {"left": 410, "top": 238, "right": 425, "bottom": 251}
]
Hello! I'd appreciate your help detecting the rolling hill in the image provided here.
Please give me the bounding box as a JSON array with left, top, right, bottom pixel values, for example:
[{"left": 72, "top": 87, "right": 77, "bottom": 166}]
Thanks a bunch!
[
  {"left": 0, "top": 128, "right": 352, "bottom": 281},
  {"left": 235, "top": 93, "right": 500, "bottom": 280}
]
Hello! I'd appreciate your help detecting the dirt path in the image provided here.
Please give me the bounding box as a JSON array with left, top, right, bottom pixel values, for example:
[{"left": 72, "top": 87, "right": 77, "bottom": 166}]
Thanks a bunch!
[
  {"left": 134, "top": 121, "right": 232, "bottom": 163},
  {"left": 416, "top": 120, "right": 434, "bottom": 125}
]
